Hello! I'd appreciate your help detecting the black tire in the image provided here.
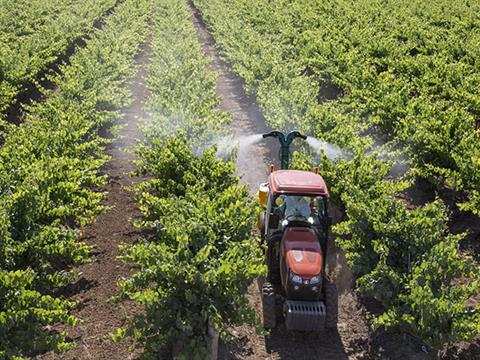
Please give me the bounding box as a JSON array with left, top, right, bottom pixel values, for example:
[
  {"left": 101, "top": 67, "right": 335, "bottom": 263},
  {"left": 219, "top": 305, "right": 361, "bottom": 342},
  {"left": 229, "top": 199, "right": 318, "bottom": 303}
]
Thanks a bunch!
[
  {"left": 266, "top": 233, "right": 281, "bottom": 285},
  {"left": 325, "top": 280, "right": 338, "bottom": 329},
  {"left": 262, "top": 282, "right": 276, "bottom": 329}
]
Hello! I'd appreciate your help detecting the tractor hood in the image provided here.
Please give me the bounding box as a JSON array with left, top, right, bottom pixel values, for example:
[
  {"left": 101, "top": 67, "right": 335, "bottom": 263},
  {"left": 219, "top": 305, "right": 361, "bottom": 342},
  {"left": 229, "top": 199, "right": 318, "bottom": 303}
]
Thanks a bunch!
[{"left": 282, "top": 227, "right": 322, "bottom": 278}]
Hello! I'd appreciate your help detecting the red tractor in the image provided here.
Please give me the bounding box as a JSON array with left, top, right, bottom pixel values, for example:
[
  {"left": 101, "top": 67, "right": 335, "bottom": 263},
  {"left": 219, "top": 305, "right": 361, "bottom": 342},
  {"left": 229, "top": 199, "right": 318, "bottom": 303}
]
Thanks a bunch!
[{"left": 258, "top": 131, "right": 337, "bottom": 331}]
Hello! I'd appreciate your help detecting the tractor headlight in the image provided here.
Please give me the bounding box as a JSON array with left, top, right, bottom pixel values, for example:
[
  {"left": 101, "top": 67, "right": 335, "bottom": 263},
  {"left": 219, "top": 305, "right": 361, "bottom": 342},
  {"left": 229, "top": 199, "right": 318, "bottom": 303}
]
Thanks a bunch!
[
  {"left": 310, "top": 275, "right": 321, "bottom": 285},
  {"left": 289, "top": 271, "right": 303, "bottom": 285}
]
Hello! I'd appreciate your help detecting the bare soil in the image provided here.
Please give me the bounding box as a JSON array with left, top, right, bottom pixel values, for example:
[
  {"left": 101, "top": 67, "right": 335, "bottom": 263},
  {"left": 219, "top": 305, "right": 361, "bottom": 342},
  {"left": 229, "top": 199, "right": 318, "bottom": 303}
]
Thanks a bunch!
[{"left": 38, "top": 41, "right": 151, "bottom": 360}]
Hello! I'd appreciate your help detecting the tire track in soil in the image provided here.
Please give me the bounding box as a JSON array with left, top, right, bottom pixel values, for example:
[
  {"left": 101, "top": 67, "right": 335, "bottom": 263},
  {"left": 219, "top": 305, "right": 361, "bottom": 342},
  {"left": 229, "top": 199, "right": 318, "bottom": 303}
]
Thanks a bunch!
[
  {"left": 188, "top": 2, "right": 370, "bottom": 359},
  {"left": 38, "top": 41, "right": 151, "bottom": 360}
]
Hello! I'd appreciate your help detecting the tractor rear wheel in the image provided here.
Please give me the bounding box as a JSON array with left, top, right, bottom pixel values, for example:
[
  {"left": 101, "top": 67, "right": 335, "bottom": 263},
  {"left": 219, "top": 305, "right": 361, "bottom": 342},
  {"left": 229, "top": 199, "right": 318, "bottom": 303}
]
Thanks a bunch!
[
  {"left": 262, "top": 282, "right": 276, "bottom": 329},
  {"left": 325, "top": 280, "right": 338, "bottom": 329},
  {"left": 266, "top": 234, "right": 282, "bottom": 285}
]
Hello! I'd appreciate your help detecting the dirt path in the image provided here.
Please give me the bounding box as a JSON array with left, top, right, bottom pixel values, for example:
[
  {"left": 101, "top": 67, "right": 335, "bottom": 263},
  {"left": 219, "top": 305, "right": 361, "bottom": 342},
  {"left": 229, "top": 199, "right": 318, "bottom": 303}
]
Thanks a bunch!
[
  {"left": 39, "top": 42, "right": 151, "bottom": 360},
  {"left": 189, "top": 3, "right": 374, "bottom": 359},
  {"left": 187, "top": 2, "right": 273, "bottom": 191}
]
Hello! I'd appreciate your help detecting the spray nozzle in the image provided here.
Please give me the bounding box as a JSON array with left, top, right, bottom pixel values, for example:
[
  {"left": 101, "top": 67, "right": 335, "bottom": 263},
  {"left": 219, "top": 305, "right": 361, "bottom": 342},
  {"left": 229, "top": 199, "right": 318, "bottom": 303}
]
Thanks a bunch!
[
  {"left": 262, "top": 130, "right": 307, "bottom": 142},
  {"left": 262, "top": 130, "right": 307, "bottom": 169},
  {"left": 262, "top": 131, "right": 281, "bottom": 139},
  {"left": 289, "top": 131, "right": 307, "bottom": 141}
]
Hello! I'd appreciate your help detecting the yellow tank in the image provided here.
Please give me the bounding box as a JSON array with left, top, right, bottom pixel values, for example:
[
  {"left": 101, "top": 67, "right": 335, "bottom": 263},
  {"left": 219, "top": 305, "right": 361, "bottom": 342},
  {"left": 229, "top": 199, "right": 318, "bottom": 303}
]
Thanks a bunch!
[{"left": 257, "top": 183, "right": 269, "bottom": 206}]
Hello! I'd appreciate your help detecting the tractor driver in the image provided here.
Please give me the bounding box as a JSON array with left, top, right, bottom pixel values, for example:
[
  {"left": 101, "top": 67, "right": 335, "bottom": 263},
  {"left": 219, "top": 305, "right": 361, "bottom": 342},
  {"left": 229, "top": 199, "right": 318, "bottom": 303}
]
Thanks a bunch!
[
  {"left": 285, "top": 196, "right": 311, "bottom": 220},
  {"left": 275, "top": 195, "right": 314, "bottom": 226}
]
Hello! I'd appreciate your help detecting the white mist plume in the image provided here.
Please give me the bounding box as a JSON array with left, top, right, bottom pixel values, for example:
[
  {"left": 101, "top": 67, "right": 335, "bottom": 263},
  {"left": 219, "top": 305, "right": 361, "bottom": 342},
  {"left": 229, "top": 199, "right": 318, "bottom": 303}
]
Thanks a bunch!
[
  {"left": 306, "top": 137, "right": 349, "bottom": 160},
  {"left": 376, "top": 145, "right": 410, "bottom": 177},
  {"left": 215, "top": 133, "right": 263, "bottom": 159}
]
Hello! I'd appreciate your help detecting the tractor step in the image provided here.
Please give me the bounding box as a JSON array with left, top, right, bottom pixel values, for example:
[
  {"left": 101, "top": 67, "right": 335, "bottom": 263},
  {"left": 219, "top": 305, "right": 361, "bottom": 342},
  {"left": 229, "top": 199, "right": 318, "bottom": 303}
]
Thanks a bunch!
[{"left": 285, "top": 300, "right": 326, "bottom": 331}]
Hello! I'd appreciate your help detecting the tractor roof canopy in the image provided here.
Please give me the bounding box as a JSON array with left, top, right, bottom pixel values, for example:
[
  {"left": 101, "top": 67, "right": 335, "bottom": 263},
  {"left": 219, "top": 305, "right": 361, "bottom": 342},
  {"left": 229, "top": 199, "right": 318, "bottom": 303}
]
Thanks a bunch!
[{"left": 269, "top": 170, "right": 329, "bottom": 197}]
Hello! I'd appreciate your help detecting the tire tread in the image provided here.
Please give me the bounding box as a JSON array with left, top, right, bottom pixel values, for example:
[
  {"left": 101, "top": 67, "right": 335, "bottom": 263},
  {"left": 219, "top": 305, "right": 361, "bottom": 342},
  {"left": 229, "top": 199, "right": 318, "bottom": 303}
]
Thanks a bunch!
[
  {"left": 325, "top": 280, "right": 338, "bottom": 329},
  {"left": 262, "top": 282, "right": 276, "bottom": 329}
]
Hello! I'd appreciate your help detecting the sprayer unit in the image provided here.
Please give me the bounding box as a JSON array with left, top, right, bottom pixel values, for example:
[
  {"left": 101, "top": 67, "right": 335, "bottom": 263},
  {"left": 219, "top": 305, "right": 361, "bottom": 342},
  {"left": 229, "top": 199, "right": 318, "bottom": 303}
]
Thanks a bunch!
[
  {"left": 262, "top": 130, "right": 307, "bottom": 169},
  {"left": 257, "top": 130, "right": 337, "bottom": 332}
]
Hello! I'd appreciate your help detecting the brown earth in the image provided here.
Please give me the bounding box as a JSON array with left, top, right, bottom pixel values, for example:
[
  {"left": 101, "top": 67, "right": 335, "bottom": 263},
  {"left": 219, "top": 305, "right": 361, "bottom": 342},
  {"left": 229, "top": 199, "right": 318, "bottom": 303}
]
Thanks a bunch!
[{"left": 38, "top": 40, "right": 151, "bottom": 360}]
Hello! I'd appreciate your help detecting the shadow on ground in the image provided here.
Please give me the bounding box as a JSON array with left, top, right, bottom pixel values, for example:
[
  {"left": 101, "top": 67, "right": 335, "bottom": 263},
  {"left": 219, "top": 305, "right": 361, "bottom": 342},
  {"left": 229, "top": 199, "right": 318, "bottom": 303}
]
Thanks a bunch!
[{"left": 265, "top": 327, "right": 348, "bottom": 360}]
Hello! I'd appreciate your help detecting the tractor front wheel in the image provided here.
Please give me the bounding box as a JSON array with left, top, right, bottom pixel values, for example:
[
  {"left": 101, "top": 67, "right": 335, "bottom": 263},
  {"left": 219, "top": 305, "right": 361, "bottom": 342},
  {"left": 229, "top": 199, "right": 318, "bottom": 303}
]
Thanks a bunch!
[
  {"left": 325, "top": 280, "right": 338, "bottom": 329},
  {"left": 262, "top": 282, "right": 276, "bottom": 329}
]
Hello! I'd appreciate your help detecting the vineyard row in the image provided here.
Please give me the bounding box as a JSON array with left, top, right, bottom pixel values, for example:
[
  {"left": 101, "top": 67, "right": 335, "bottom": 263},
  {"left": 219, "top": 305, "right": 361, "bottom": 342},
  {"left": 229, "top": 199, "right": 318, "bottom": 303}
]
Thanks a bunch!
[
  {"left": 0, "top": 0, "right": 118, "bottom": 120},
  {"left": 112, "top": 0, "right": 264, "bottom": 357},
  {"left": 0, "top": 0, "right": 149, "bottom": 357}
]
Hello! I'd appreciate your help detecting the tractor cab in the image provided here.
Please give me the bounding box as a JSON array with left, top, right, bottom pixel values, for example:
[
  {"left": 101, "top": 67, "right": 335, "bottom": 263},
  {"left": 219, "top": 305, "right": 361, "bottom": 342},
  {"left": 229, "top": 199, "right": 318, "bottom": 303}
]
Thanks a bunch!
[{"left": 260, "top": 170, "right": 331, "bottom": 250}]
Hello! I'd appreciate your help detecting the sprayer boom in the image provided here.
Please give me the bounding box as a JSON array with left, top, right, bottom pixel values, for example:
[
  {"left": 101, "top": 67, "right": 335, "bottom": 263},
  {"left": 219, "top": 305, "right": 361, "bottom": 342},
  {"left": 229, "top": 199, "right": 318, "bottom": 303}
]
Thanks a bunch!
[{"left": 262, "top": 130, "right": 307, "bottom": 169}]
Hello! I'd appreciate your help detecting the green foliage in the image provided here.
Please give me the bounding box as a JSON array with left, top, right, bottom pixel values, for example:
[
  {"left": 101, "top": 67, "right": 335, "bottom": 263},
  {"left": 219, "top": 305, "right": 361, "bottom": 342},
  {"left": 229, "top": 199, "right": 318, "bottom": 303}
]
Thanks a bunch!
[
  {"left": 0, "top": 270, "right": 77, "bottom": 359},
  {"left": 145, "top": 0, "right": 231, "bottom": 146},
  {"left": 294, "top": 148, "right": 480, "bottom": 349},
  {"left": 194, "top": 0, "right": 480, "bottom": 349},
  {"left": 118, "top": 136, "right": 264, "bottom": 358},
  {"left": 0, "top": 0, "right": 117, "bottom": 118},
  {"left": 116, "top": 1, "right": 264, "bottom": 356},
  {"left": 0, "top": 0, "right": 149, "bottom": 357},
  {"left": 194, "top": 0, "right": 480, "bottom": 214},
  {"left": 374, "top": 238, "right": 480, "bottom": 348},
  {"left": 135, "top": 133, "right": 238, "bottom": 199}
]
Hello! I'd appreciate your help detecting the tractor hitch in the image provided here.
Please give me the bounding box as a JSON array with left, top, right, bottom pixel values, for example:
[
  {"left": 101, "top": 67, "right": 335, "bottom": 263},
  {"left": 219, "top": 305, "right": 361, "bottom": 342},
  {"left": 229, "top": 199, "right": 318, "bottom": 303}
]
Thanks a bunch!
[{"left": 262, "top": 130, "right": 307, "bottom": 169}]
